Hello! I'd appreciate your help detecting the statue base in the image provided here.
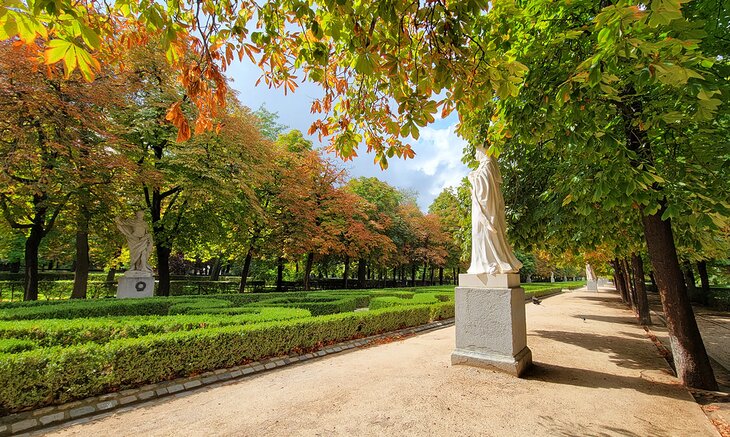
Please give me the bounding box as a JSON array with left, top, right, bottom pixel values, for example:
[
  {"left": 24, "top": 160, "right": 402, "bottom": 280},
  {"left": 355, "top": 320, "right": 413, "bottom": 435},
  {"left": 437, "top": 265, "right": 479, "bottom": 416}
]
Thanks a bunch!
[
  {"left": 586, "top": 280, "right": 598, "bottom": 291},
  {"left": 117, "top": 272, "right": 155, "bottom": 299},
  {"left": 459, "top": 273, "right": 520, "bottom": 288},
  {"left": 451, "top": 275, "right": 532, "bottom": 377}
]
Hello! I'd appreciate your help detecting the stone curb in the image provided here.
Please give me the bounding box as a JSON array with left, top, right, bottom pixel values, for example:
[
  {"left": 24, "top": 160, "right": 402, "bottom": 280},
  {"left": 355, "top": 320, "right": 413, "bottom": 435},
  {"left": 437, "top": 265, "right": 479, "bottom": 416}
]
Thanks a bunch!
[{"left": 0, "top": 318, "right": 455, "bottom": 437}]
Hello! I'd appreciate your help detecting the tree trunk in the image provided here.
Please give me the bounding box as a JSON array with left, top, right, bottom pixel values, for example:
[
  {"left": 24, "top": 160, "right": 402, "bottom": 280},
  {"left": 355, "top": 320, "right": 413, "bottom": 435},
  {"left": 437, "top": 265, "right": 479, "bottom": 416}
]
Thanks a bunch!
[
  {"left": 343, "top": 255, "right": 350, "bottom": 289},
  {"left": 23, "top": 225, "right": 43, "bottom": 301},
  {"left": 410, "top": 264, "right": 416, "bottom": 287},
  {"left": 649, "top": 271, "right": 657, "bottom": 292},
  {"left": 106, "top": 268, "right": 116, "bottom": 283},
  {"left": 439, "top": 267, "right": 444, "bottom": 285},
  {"left": 683, "top": 261, "right": 700, "bottom": 303},
  {"left": 304, "top": 252, "right": 314, "bottom": 291},
  {"left": 357, "top": 259, "right": 367, "bottom": 289},
  {"left": 276, "top": 257, "right": 284, "bottom": 292},
  {"left": 155, "top": 245, "right": 171, "bottom": 296},
  {"left": 71, "top": 208, "right": 91, "bottom": 299},
  {"left": 631, "top": 253, "right": 651, "bottom": 325},
  {"left": 697, "top": 261, "right": 710, "bottom": 306},
  {"left": 209, "top": 257, "right": 221, "bottom": 281},
  {"left": 613, "top": 259, "right": 628, "bottom": 303},
  {"left": 641, "top": 204, "right": 717, "bottom": 390},
  {"left": 622, "top": 258, "right": 636, "bottom": 310},
  {"left": 421, "top": 264, "right": 427, "bottom": 285},
  {"left": 239, "top": 249, "right": 253, "bottom": 293}
]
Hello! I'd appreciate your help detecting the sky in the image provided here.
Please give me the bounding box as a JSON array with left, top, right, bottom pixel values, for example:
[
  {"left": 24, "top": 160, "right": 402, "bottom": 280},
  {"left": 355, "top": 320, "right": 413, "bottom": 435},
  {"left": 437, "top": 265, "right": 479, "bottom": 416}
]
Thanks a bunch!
[{"left": 226, "top": 61, "right": 470, "bottom": 211}]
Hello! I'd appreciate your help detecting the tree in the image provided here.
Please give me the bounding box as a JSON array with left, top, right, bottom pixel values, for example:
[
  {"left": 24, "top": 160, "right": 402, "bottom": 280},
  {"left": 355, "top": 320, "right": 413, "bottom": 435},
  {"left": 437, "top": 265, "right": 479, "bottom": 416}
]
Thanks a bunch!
[
  {"left": 465, "top": 0, "right": 727, "bottom": 389},
  {"left": 115, "top": 45, "right": 272, "bottom": 296},
  {"left": 0, "top": 42, "right": 131, "bottom": 300},
  {"left": 429, "top": 188, "right": 467, "bottom": 283}
]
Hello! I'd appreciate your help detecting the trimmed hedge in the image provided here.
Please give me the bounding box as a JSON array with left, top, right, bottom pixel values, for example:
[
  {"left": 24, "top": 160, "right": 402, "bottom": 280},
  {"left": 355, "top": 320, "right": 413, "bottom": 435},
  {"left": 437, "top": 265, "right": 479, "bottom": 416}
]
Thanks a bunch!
[
  {"left": 251, "top": 296, "right": 359, "bottom": 316},
  {"left": 166, "top": 299, "right": 232, "bottom": 315},
  {"left": 0, "top": 308, "right": 311, "bottom": 347},
  {"left": 369, "top": 293, "right": 453, "bottom": 310},
  {"left": 0, "top": 339, "right": 36, "bottom": 354},
  {"left": 0, "top": 302, "right": 453, "bottom": 413},
  {"left": 0, "top": 299, "right": 173, "bottom": 320}
]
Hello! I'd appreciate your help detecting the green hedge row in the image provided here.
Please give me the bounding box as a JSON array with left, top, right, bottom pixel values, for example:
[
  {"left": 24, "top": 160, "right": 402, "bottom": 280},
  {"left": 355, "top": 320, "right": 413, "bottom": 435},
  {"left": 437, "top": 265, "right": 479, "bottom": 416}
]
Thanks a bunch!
[
  {"left": 369, "top": 293, "right": 453, "bottom": 310},
  {"left": 251, "top": 296, "right": 359, "bottom": 316},
  {"left": 524, "top": 284, "right": 584, "bottom": 298},
  {"left": 0, "top": 339, "right": 36, "bottom": 354},
  {"left": 0, "top": 308, "right": 311, "bottom": 348},
  {"left": 0, "top": 302, "right": 454, "bottom": 413},
  {"left": 0, "top": 299, "right": 174, "bottom": 320}
]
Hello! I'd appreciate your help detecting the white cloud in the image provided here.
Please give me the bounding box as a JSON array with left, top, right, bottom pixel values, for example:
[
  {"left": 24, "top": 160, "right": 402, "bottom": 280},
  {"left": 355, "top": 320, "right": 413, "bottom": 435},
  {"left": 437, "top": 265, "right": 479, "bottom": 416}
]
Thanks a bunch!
[{"left": 342, "top": 119, "right": 469, "bottom": 211}]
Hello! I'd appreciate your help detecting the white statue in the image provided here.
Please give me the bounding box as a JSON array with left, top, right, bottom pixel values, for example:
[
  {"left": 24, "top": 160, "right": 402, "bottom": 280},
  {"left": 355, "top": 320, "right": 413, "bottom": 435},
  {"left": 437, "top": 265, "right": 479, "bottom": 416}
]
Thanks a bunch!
[
  {"left": 467, "top": 148, "right": 522, "bottom": 275},
  {"left": 585, "top": 263, "right": 597, "bottom": 282},
  {"left": 116, "top": 211, "right": 154, "bottom": 275}
]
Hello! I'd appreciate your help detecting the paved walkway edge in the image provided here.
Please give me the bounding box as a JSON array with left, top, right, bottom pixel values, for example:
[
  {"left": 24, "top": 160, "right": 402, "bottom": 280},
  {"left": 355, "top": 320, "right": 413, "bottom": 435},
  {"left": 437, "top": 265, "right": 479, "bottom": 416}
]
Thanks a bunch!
[{"left": 0, "top": 318, "right": 455, "bottom": 436}]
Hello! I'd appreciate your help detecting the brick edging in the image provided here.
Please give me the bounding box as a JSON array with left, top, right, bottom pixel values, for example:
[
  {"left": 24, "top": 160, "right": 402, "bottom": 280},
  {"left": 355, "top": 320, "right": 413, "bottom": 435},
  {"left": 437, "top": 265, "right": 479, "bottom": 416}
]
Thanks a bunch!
[{"left": 0, "top": 318, "right": 455, "bottom": 436}]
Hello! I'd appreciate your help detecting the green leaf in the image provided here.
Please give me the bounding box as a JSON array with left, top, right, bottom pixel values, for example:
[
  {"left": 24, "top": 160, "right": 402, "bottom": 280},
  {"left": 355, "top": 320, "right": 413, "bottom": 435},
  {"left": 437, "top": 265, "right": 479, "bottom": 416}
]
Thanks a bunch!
[
  {"left": 353, "top": 52, "right": 374, "bottom": 75},
  {"left": 588, "top": 65, "right": 601, "bottom": 87},
  {"left": 44, "top": 39, "right": 73, "bottom": 65},
  {"left": 79, "top": 24, "right": 101, "bottom": 50},
  {"left": 660, "top": 204, "right": 680, "bottom": 220}
]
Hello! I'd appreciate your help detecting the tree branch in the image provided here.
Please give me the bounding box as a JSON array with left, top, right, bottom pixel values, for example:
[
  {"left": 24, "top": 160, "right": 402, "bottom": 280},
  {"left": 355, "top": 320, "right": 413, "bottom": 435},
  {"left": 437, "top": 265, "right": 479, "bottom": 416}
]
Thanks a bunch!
[
  {"left": 0, "top": 195, "right": 33, "bottom": 229},
  {"left": 43, "top": 192, "right": 73, "bottom": 237},
  {"left": 160, "top": 185, "right": 182, "bottom": 199}
]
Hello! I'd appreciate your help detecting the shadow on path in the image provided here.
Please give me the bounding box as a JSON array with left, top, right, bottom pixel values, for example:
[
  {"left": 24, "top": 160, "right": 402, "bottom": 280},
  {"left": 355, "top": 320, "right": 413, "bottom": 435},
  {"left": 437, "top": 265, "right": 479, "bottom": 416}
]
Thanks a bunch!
[
  {"left": 532, "top": 329, "right": 668, "bottom": 372},
  {"left": 534, "top": 413, "right": 668, "bottom": 437},
  {"left": 525, "top": 361, "right": 685, "bottom": 401},
  {"left": 573, "top": 314, "right": 639, "bottom": 325}
]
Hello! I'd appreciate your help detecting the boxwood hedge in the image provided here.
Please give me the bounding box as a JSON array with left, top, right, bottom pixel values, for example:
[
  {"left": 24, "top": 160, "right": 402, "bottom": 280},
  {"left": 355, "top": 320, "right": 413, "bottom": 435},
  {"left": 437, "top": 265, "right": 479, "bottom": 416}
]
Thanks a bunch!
[{"left": 0, "top": 308, "right": 311, "bottom": 347}]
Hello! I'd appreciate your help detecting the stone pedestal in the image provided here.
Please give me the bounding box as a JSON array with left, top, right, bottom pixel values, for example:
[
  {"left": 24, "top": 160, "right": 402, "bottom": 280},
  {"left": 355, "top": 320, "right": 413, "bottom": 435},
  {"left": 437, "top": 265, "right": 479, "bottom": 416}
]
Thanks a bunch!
[
  {"left": 586, "top": 280, "right": 598, "bottom": 291},
  {"left": 117, "top": 272, "right": 155, "bottom": 298},
  {"left": 451, "top": 274, "right": 532, "bottom": 377}
]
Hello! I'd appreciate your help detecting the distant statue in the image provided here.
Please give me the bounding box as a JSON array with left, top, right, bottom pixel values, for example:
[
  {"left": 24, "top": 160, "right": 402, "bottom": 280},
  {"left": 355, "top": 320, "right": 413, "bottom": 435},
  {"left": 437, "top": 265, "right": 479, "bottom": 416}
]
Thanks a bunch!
[
  {"left": 586, "top": 263, "right": 597, "bottom": 282},
  {"left": 467, "top": 148, "right": 522, "bottom": 275},
  {"left": 115, "top": 211, "right": 154, "bottom": 275}
]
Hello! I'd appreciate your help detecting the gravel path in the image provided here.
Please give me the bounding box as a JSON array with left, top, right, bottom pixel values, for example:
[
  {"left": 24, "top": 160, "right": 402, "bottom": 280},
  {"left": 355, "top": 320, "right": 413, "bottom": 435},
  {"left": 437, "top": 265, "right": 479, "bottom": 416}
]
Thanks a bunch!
[{"left": 47, "top": 290, "right": 718, "bottom": 437}]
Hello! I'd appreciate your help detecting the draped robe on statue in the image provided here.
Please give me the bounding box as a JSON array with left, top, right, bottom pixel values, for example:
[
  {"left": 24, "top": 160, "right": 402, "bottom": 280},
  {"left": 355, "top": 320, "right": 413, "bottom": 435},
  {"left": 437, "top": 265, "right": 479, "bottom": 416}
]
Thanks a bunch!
[
  {"left": 467, "top": 150, "right": 522, "bottom": 275},
  {"left": 116, "top": 212, "right": 154, "bottom": 274}
]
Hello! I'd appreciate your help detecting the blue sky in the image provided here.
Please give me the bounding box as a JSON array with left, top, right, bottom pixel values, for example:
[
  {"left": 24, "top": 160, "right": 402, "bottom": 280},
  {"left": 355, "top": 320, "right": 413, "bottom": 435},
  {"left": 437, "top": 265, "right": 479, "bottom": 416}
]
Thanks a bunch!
[{"left": 226, "top": 61, "right": 470, "bottom": 211}]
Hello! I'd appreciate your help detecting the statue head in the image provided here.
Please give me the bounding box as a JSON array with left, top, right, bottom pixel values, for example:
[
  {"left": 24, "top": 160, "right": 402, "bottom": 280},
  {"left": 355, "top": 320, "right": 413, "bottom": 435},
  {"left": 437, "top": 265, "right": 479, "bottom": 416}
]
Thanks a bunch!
[
  {"left": 475, "top": 146, "right": 488, "bottom": 161},
  {"left": 135, "top": 211, "right": 145, "bottom": 220}
]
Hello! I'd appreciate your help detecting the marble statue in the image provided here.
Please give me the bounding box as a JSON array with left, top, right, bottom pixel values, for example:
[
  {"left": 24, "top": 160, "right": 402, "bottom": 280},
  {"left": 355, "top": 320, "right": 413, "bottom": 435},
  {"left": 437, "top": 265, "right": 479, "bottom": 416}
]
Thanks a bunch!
[
  {"left": 467, "top": 148, "right": 522, "bottom": 275},
  {"left": 586, "top": 263, "right": 598, "bottom": 291},
  {"left": 115, "top": 211, "right": 153, "bottom": 275},
  {"left": 585, "top": 263, "right": 597, "bottom": 282}
]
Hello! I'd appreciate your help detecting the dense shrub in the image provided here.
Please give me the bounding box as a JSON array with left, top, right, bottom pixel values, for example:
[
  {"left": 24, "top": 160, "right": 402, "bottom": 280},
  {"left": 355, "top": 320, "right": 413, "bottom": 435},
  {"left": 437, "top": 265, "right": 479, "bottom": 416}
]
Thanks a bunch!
[
  {"left": 0, "top": 303, "right": 452, "bottom": 413},
  {"left": 251, "top": 296, "right": 361, "bottom": 316},
  {"left": 369, "top": 293, "right": 452, "bottom": 310},
  {"left": 0, "top": 308, "right": 311, "bottom": 347},
  {"left": 0, "top": 299, "right": 173, "bottom": 320},
  {"left": 166, "top": 299, "right": 232, "bottom": 315},
  {"left": 0, "top": 339, "right": 36, "bottom": 354}
]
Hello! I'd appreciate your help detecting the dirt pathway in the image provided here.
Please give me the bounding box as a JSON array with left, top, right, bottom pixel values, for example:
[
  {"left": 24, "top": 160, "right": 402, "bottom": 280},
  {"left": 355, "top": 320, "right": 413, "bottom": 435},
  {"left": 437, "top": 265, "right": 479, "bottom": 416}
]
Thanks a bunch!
[{"left": 46, "top": 290, "right": 718, "bottom": 437}]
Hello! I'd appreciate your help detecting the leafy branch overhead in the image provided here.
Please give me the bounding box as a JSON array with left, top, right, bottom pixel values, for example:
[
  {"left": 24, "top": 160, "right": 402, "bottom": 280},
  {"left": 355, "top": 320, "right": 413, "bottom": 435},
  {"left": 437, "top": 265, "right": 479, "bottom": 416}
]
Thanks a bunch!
[{"left": 1, "top": 0, "right": 529, "bottom": 167}]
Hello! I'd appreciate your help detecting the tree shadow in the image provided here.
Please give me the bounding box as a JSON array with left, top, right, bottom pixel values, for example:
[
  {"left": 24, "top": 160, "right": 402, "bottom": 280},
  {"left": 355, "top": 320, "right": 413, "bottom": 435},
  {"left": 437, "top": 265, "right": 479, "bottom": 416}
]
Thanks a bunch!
[
  {"left": 533, "top": 412, "right": 669, "bottom": 437},
  {"left": 573, "top": 314, "right": 641, "bottom": 326},
  {"left": 524, "top": 361, "right": 686, "bottom": 402},
  {"left": 531, "top": 330, "right": 668, "bottom": 372},
  {"left": 577, "top": 295, "right": 626, "bottom": 307}
]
